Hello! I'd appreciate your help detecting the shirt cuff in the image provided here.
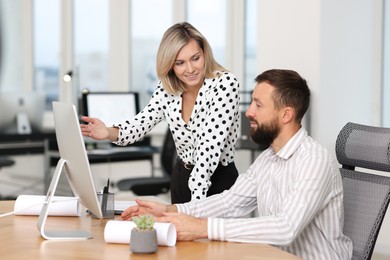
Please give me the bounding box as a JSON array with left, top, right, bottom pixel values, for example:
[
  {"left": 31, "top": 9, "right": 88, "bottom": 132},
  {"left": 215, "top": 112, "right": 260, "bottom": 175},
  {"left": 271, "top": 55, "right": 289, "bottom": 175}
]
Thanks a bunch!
[
  {"left": 176, "top": 203, "right": 188, "bottom": 214},
  {"left": 111, "top": 125, "right": 123, "bottom": 145},
  {"left": 208, "top": 218, "right": 226, "bottom": 241}
]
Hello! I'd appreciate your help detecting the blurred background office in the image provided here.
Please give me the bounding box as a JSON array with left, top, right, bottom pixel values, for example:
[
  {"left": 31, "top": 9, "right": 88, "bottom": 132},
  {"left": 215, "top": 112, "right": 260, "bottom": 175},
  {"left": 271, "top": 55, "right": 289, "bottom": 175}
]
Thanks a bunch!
[{"left": 0, "top": 0, "right": 389, "bottom": 258}]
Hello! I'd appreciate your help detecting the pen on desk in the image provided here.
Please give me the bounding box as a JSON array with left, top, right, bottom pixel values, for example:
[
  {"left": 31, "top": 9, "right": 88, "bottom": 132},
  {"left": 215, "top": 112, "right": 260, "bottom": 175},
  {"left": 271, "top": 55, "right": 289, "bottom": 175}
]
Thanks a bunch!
[
  {"left": 103, "top": 178, "right": 110, "bottom": 194},
  {"left": 101, "top": 178, "right": 110, "bottom": 216}
]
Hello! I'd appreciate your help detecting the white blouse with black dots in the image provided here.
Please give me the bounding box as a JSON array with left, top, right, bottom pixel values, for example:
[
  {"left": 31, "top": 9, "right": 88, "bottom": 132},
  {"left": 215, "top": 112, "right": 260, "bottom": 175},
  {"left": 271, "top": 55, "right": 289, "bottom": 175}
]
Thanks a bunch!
[{"left": 113, "top": 71, "right": 241, "bottom": 201}]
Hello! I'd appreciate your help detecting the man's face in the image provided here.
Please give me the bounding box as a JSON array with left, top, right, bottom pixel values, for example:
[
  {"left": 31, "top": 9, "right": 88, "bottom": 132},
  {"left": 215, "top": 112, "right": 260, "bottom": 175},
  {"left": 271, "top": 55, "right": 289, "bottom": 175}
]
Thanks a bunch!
[{"left": 245, "top": 82, "right": 280, "bottom": 147}]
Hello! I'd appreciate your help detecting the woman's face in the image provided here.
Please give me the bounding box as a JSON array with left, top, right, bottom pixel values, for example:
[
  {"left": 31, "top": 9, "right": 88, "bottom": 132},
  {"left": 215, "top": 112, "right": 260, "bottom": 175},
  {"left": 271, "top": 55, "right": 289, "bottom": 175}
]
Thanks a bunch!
[{"left": 172, "top": 39, "right": 205, "bottom": 90}]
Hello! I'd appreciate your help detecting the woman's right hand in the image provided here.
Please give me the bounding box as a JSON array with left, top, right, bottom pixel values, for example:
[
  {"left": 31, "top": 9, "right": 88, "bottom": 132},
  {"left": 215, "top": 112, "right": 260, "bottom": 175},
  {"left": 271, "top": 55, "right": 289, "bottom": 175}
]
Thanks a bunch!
[{"left": 80, "top": 116, "right": 111, "bottom": 140}]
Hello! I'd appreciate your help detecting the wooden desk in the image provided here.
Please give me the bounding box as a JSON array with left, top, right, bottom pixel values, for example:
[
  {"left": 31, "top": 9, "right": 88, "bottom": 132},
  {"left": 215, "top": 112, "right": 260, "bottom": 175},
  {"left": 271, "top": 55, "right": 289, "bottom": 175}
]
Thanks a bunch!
[{"left": 0, "top": 201, "right": 301, "bottom": 259}]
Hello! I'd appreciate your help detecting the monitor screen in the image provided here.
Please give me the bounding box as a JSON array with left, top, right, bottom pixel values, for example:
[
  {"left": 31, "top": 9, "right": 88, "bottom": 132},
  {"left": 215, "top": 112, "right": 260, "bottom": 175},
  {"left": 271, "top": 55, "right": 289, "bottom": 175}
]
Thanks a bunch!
[
  {"left": 37, "top": 101, "right": 102, "bottom": 240},
  {"left": 0, "top": 91, "right": 45, "bottom": 134},
  {"left": 82, "top": 91, "right": 140, "bottom": 127}
]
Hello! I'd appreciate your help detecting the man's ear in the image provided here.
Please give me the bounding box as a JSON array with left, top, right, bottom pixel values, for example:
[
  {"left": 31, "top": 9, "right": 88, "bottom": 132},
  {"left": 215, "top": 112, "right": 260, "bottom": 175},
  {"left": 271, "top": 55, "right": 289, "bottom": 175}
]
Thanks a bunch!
[{"left": 281, "top": 107, "right": 294, "bottom": 123}]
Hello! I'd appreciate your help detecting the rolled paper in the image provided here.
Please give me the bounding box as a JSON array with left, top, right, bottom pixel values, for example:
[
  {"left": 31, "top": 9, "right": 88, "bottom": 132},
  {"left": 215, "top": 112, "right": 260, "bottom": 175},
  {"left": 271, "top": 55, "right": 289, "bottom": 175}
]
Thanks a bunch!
[
  {"left": 14, "top": 194, "right": 80, "bottom": 216},
  {"left": 104, "top": 220, "right": 176, "bottom": 247},
  {"left": 114, "top": 200, "right": 137, "bottom": 212}
]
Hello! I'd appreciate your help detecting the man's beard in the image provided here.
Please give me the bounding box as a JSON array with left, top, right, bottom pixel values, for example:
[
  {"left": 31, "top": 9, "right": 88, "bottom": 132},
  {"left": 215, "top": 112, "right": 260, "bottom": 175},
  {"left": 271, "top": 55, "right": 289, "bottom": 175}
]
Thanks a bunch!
[{"left": 249, "top": 117, "right": 280, "bottom": 147}]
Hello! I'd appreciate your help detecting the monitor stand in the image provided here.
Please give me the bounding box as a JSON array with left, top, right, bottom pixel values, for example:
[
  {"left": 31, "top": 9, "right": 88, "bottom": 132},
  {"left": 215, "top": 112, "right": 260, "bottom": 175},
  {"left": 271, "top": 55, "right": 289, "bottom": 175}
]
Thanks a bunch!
[
  {"left": 37, "top": 158, "right": 92, "bottom": 240},
  {"left": 16, "top": 112, "right": 32, "bottom": 134}
]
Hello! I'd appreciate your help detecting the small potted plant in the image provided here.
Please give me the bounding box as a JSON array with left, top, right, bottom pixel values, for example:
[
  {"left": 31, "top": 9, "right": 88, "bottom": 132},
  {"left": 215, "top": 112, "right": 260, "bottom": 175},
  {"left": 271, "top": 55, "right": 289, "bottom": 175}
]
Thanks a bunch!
[{"left": 130, "top": 215, "right": 158, "bottom": 254}]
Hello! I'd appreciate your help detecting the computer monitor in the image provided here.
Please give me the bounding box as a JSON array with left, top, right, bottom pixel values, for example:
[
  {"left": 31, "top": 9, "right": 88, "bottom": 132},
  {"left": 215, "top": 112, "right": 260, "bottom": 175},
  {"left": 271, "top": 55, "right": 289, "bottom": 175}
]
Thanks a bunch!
[
  {"left": 37, "top": 101, "right": 103, "bottom": 240},
  {"left": 81, "top": 91, "right": 140, "bottom": 127},
  {"left": 0, "top": 91, "right": 45, "bottom": 134}
]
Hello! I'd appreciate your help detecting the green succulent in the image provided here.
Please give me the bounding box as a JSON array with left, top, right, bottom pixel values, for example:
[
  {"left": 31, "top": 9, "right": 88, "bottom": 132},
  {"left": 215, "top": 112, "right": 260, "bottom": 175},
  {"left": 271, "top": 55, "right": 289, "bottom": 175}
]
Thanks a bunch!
[{"left": 132, "top": 215, "right": 155, "bottom": 231}]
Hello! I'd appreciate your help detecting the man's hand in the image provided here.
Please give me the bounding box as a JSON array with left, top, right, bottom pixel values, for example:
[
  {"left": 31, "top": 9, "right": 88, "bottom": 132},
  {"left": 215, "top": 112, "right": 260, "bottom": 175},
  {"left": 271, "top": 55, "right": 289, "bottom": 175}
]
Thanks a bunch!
[
  {"left": 155, "top": 212, "right": 208, "bottom": 241},
  {"left": 121, "top": 199, "right": 177, "bottom": 220}
]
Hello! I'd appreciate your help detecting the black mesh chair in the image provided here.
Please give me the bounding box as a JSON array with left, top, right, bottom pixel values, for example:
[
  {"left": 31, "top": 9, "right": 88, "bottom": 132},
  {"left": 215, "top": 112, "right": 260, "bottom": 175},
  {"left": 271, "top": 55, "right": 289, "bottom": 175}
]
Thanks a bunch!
[
  {"left": 336, "top": 122, "right": 390, "bottom": 260},
  {"left": 117, "top": 129, "right": 176, "bottom": 196},
  {"left": 0, "top": 157, "right": 14, "bottom": 168}
]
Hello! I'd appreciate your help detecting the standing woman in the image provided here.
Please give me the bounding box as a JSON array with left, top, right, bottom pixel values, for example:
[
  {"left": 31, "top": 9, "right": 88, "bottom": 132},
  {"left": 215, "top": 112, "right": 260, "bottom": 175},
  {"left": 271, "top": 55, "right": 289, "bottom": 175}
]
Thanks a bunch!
[{"left": 81, "top": 22, "right": 240, "bottom": 203}]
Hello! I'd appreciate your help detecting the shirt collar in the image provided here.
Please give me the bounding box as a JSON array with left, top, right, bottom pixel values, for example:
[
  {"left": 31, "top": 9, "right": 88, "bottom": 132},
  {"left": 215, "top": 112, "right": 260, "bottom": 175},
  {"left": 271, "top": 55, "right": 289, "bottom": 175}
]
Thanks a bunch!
[{"left": 272, "top": 127, "right": 308, "bottom": 160}]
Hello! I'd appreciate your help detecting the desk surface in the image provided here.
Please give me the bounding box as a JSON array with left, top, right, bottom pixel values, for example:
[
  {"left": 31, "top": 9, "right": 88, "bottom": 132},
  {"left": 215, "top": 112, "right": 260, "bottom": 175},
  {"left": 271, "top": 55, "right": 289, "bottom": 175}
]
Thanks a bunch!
[{"left": 0, "top": 201, "right": 300, "bottom": 260}]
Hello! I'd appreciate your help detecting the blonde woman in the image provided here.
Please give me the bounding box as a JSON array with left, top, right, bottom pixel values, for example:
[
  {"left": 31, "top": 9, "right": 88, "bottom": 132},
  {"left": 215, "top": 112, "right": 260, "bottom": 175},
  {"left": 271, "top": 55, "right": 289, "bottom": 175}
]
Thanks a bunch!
[{"left": 81, "top": 22, "right": 240, "bottom": 203}]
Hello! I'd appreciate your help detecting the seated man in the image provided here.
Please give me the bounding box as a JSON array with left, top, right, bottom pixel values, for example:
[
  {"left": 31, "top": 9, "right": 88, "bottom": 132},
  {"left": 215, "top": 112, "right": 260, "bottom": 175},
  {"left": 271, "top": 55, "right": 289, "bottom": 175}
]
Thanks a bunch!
[{"left": 121, "top": 69, "right": 353, "bottom": 260}]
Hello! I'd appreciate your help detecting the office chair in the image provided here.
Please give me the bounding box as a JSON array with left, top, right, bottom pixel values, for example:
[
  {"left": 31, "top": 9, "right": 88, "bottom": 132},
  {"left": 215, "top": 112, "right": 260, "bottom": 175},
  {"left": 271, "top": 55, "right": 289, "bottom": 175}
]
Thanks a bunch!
[
  {"left": 117, "top": 129, "right": 176, "bottom": 196},
  {"left": 335, "top": 122, "right": 390, "bottom": 260},
  {"left": 0, "top": 157, "right": 14, "bottom": 168}
]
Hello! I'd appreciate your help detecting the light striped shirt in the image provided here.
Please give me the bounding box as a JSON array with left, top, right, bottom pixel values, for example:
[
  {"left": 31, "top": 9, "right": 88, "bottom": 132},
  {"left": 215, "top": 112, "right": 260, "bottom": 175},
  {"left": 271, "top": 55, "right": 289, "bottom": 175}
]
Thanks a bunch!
[{"left": 177, "top": 128, "right": 353, "bottom": 259}]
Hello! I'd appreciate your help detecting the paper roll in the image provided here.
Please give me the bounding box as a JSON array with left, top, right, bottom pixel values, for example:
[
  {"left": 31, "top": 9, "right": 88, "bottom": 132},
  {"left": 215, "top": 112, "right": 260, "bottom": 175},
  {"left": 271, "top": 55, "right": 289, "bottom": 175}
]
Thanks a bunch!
[
  {"left": 14, "top": 195, "right": 80, "bottom": 216},
  {"left": 104, "top": 220, "right": 176, "bottom": 247}
]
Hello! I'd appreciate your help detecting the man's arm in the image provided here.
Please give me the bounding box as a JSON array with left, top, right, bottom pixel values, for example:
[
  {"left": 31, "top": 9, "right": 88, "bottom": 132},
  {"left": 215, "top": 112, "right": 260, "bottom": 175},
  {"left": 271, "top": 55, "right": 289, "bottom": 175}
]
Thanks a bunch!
[{"left": 155, "top": 213, "right": 208, "bottom": 241}]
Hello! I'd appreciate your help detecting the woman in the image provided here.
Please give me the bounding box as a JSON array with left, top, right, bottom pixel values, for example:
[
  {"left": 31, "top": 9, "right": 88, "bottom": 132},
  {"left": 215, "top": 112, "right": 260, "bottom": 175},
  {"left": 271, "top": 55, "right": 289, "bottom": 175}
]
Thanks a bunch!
[{"left": 81, "top": 22, "right": 240, "bottom": 203}]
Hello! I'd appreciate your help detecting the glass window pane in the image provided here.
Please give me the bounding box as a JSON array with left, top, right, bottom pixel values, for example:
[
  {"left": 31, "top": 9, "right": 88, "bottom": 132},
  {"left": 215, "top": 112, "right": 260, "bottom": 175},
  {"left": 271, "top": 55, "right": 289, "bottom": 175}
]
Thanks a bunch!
[
  {"left": 74, "top": 0, "right": 109, "bottom": 93},
  {"left": 131, "top": 0, "right": 172, "bottom": 107},
  {"left": 243, "top": 0, "right": 257, "bottom": 107},
  {"left": 0, "top": 0, "right": 23, "bottom": 92},
  {"left": 187, "top": 0, "right": 226, "bottom": 65},
  {"left": 34, "top": 0, "right": 60, "bottom": 110}
]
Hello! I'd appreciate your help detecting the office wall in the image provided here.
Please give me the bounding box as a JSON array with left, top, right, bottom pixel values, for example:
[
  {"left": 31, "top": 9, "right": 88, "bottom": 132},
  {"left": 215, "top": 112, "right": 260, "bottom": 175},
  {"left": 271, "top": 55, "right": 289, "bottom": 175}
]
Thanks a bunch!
[
  {"left": 257, "top": 0, "right": 388, "bottom": 257},
  {"left": 257, "top": 0, "right": 382, "bottom": 152},
  {"left": 318, "top": 0, "right": 383, "bottom": 149}
]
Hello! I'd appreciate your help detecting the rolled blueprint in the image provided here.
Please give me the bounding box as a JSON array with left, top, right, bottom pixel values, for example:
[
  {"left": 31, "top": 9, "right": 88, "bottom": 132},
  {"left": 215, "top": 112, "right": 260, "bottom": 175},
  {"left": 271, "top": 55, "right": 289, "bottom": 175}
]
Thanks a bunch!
[
  {"left": 104, "top": 220, "right": 176, "bottom": 246},
  {"left": 14, "top": 194, "right": 80, "bottom": 216}
]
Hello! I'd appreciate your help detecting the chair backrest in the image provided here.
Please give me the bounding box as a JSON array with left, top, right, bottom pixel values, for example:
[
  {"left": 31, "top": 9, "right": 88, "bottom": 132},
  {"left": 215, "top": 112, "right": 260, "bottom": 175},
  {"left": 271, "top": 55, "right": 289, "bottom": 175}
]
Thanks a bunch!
[
  {"left": 160, "top": 129, "right": 177, "bottom": 177},
  {"left": 336, "top": 122, "right": 390, "bottom": 260}
]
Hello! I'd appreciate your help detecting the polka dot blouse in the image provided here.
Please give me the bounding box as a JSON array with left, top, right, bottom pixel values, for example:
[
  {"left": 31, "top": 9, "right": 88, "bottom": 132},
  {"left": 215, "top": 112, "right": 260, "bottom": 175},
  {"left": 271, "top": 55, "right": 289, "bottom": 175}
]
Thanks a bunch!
[{"left": 113, "top": 71, "right": 241, "bottom": 200}]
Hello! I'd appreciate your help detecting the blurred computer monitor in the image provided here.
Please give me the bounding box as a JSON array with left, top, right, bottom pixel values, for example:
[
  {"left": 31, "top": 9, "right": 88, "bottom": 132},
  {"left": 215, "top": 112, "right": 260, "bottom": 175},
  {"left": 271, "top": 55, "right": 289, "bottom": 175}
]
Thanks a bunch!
[
  {"left": 81, "top": 91, "right": 140, "bottom": 127},
  {"left": 81, "top": 91, "right": 140, "bottom": 147},
  {"left": 0, "top": 91, "right": 45, "bottom": 134}
]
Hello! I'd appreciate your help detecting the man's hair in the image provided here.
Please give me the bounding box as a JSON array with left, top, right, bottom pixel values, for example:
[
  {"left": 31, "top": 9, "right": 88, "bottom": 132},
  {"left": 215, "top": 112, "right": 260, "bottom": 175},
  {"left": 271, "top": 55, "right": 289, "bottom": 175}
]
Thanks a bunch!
[
  {"left": 255, "top": 69, "right": 310, "bottom": 123},
  {"left": 156, "top": 22, "right": 226, "bottom": 94}
]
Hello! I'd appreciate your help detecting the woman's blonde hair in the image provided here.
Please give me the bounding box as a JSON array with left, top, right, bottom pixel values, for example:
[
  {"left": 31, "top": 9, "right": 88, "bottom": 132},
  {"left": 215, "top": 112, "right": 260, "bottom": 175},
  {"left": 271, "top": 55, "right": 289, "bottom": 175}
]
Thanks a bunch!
[{"left": 156, "top": 22, "right": 226, "bottom": 94}]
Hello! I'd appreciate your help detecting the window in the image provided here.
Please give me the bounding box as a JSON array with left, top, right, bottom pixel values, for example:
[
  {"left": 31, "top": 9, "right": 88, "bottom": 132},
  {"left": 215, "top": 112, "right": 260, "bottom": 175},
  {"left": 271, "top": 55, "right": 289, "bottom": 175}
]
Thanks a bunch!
[
  {"left": 34, "top": 0, "right": 60, "bottom": 109},
  {"left": 2, "top": 1, "right": 259, "bottom": 117},
  {"left": 187, "top": 0, "right": 227, "bottom": 65},
  {"left": 0, "top": 0, "right": 24, "bottom": 92},
  {"left": 74, "top": 0, "right": 109, "bottom": 93},
  {"left": 243, "top": 0, "right": 257, "bottom": 106},
  {"left": 130, "top": 0, "right": 172, "bottom": 107}
]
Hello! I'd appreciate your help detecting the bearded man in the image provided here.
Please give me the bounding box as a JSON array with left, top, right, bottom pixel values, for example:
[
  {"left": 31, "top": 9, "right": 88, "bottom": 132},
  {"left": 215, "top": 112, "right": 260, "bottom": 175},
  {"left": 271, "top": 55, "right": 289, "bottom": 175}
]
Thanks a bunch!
[{"left": 121, "top": 69, "right": 353, "bottom": 260}]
